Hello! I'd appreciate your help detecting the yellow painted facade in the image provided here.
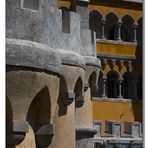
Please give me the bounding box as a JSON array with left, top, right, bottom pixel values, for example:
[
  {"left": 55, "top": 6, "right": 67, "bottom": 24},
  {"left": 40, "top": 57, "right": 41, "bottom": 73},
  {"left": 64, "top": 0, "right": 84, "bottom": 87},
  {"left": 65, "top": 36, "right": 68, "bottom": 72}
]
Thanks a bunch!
[
  {"left": 93, "top": 101, "right": 142, "bottom": 122},
  {"left": 96, "top": 41, "right": 137, "bottom": 57},
  {"left": 57, "top": 0, "right": 142, "bottom": 124},
  {"left": 93, "top": 101, "right": 142, "bottom": 131}
]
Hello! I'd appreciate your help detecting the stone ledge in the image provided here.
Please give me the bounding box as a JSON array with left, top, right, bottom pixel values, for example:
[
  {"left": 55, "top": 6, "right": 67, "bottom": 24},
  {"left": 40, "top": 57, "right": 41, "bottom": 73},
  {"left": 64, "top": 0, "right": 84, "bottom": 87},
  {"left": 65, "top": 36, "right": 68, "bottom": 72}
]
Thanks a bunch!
[
  {"left": 6, "top": 38, "right": 61, "bottom": 75},
  {"left": 83, "top": 56, "right": 101, "bottom": 68},
  {"left": 92, "top": 97, "right": 142, "bottom": 103},
  {"left": 56, "top": 49, "right": 86, "bottom": 69},
  {"left": 96, "top": 39, "right": 137, "bottom": 46}
]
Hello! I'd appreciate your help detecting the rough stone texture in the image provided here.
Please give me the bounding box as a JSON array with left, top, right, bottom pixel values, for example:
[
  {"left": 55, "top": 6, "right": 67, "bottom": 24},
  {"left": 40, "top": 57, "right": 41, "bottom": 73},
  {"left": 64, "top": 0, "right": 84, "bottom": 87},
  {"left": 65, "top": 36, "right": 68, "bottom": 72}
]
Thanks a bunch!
[
  {"left": 6, "top": 0, "right": 101, "bottom": 147},
  {"left": 76, "top": 137, "right": 94, "bottom": 148},
  {"left": 76, "top": 88, "right": 93, "bottom": 129}
]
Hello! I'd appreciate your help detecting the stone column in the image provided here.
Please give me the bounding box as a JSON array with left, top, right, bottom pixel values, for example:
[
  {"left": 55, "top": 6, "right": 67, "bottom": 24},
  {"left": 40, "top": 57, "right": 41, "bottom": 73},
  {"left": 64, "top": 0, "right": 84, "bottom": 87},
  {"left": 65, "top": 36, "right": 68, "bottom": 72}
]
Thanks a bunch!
[
  {"left": 101, "top": 76, "right": 107, "bottom": 98},
  {"left": 101, "top": 19, "right": 106, "bottom": 39},
  {"left": 76, "top": 88, "right": 96, "bottom": 148},
  {"left": 117, "top": 21, "right": 122, "bottom": 41},
  {"left": 118, "top": 78, "right": 123, "bottom": 98},
  {"left": 133, "top": 22, "right": 138, "bottom": 43}
]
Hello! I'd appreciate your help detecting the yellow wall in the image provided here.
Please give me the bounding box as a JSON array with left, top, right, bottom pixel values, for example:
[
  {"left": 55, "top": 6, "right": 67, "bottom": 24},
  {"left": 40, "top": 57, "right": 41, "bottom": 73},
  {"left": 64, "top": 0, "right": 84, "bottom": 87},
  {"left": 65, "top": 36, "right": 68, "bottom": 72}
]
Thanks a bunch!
[
  {"left": 57, "top": 0, "right": 72, "bottom": 9},
  {"left": 93, "top": 101, "right": 142, "bottom": 122},
  {"left": 96, "top": 42, "right": 137, "bottom": 58},
  {"left": 57, "top": 0, "right": 142, "bottom": 21}
]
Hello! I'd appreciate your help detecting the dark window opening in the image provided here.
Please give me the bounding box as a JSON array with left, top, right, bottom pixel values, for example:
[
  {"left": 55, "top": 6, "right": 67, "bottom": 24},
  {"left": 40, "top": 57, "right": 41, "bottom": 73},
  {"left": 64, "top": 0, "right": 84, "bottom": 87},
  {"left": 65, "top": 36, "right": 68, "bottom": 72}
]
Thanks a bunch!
[
  {"left": 109, "top": 28, "right": 115, "bottom": 40},
  {"left": 107, "top": 72, "right": 119, "bottom": 98}
]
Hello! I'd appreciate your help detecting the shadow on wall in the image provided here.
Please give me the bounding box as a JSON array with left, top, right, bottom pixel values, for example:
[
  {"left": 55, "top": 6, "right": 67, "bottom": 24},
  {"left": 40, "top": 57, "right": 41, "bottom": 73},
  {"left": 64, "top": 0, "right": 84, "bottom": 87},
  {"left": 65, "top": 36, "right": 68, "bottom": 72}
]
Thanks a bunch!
[
  {"left": 57, "top": 76, "right": 68, "bottom": 116},
  {"left": 6, "top": 96, "right": 15, "bottom": 148},
  {"left": 26, "top": 86, "right": 52, "bottom": 147}
]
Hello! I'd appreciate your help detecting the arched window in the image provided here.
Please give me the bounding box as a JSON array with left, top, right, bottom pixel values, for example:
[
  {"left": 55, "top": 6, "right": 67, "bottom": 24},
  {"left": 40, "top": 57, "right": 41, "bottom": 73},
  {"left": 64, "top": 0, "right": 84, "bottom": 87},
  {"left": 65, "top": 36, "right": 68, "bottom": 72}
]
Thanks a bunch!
[
  {"left": 105, "top": 13, "right": 119, "bottom": 40},
  {"left": 121, "top": 15, "right": 134, "bottom": 42},
  {"left": 123, "top": 72, "right": 135, "bottom": 99},
  {"left": 107, "top": 71, "right": 119, "bottom": 98},
  {"left": 89, "top": 10, "right": 102, "bottom": 39},
  {"left": 74, "top": 77, "right": 83, "bottom": 107}
]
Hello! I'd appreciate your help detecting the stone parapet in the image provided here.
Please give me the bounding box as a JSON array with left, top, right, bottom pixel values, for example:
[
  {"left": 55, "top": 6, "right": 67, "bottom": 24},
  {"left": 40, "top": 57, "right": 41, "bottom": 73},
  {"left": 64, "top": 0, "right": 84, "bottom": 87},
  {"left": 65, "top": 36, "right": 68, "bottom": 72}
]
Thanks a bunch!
[{"left": 93, "top": 120, "right": 142, "bottom": 139}]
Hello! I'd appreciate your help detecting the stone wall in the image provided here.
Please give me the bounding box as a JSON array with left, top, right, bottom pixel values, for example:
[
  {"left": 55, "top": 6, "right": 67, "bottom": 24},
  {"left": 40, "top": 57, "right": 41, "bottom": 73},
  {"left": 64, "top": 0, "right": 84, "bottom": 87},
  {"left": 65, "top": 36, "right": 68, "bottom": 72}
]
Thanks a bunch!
[{"left": 6, "top": 0, "right": 101, "bottom": 147}]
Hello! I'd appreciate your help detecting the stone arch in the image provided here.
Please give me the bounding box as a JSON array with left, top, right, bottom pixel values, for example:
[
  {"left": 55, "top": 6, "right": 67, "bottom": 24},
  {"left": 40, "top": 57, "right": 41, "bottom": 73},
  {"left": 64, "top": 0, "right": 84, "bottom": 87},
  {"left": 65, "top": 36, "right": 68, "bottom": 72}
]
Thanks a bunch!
[
  {"left": 121, "top": 15, "right": 135, "bottom": 42},
  {"left": 57, "top": 76, "right": 69, "bottom": 115},
  {"left": 105, "top": 12, "right": 119, "bottom": 40},
  {"left": 74, "top": 77, "right": 84, "bottom": 107},
  {"left": 88, "top": 71, "right": 97, "bottom": 94},
  {"left": 97, "top": 71, "right": 103, "bottom": 97},
  {"left": 89, "top": 10, "right": 102, "bottom": 38},
  {"left": 26, "top": 86, "right": 52, "bottom": 147},
  {"left": 23, "top": 0, "right": 39, "bottom": 10},
  {"left": 123, "top": 61, "right": 129, "bottom": 71},
  {"left": 122, "top": 71, "right": 136, "bottom": 99},
  {"left": 104, "top": 11, "right": 120, "bottom": 20},
  {"left": 74, "top": 77, "right": 83, "bottom": 99},
  {"left": 107, "top": 70, "right": 119, "bottom": 98},
  {"left": 115, "top": 60, "right": 122, "bottom": 72}
]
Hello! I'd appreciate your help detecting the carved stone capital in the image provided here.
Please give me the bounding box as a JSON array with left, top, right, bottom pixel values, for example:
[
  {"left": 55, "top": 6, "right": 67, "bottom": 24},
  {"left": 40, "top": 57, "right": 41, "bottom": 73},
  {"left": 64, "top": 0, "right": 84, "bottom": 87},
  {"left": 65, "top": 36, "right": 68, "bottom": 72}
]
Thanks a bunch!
[
  {"left": 75, "top": 95, "right": 84, "bottom": 108},
  {"left": 84, "top": 83, "right": 89, "bottom": 92},
  {"left": 35, "top": 124, "right": 54, "bottom": 147},
  {"left": 62, "top": 92, "right": 75, "bottom": 105},
  {"left": 6, "top": 120, "right": 28, "bottom": 146}
]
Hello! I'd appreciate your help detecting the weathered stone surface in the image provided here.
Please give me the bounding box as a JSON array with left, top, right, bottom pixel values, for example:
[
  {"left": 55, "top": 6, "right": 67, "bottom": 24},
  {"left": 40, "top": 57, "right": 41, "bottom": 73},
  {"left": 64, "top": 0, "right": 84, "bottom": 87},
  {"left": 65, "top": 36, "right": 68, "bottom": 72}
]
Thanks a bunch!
[
  {"left": 6, "top": 38, "right": 61, "bottom": 74},
  {"left": 6, "top": 0, "right": 101, "bottom": 147}
]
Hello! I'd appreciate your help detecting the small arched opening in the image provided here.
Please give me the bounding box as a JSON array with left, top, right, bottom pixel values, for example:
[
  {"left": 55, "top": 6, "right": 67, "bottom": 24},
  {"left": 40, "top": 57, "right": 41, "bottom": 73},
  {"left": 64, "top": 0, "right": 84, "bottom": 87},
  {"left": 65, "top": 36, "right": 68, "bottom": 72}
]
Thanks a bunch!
[
  {"left": 121, "top": 15, "right": 135, "bottom": 42},
  {"left": 88, "top": 71, "right": 97, "bottom": 96},
  {"left": 123, "top": 72, "right": 136, "bottom": 99},
  {"left": 107, "top": 70, "right": 119, "bottom": 98},
  {"left": 105, "top": 13, "right": 119, "bottom": 40},
  {"left": 26, "top": 86, "right": 52, "bottom": 147},
  {"left": 74, "top": 77, "right": 83, "bottom": 107},
  {"left": 89, "top": 10, "right": 102, "bottom": 39},
  {"left": 57, "top": 76, "right": 69, "bottom": 116}
]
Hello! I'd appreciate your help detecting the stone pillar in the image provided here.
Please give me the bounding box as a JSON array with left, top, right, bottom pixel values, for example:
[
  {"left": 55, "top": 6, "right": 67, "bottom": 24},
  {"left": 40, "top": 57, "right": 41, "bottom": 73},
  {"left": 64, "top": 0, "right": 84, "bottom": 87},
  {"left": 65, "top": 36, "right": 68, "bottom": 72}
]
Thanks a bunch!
[
  {"left": 76, "top": 88, "right": 96, "bottom": 148},
  {"left": 117, "top": 21, "right": 122, "bottom": 41},
  {"left": 118, "top": 78, "right": 123, "bottom": 98},
  {"left": 101, "top": 19, "right": 106, "bottom": 39},
  {"left": 101, "top": 76, "right": 107, "bottom": 98},
  {"left": 50, "top": 100, "right": 75, "bottom": 148},
  {"left": 133, "top": 22, "right": 138, "bottom": 43}
]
